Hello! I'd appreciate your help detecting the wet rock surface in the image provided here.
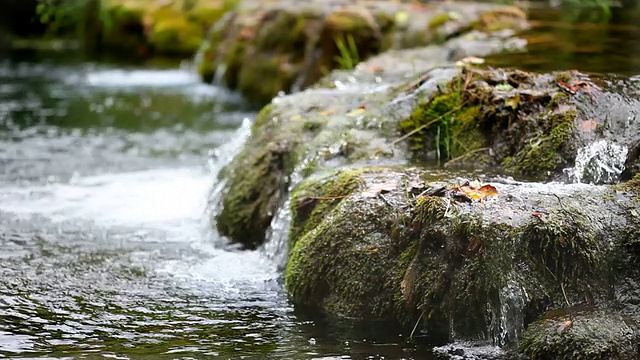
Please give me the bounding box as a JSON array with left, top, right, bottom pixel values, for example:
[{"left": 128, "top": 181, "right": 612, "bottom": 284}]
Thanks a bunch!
[
  {"left": 212, "top": 1, "right": 640, "bottom": 358},
  {"left": 196, "top": 0, "right": 527, "bottom": 104},
  {"left": 100, "top": 0, "right": 238, "bottom": 55},
  {"left": 286, "top": 168, "right": 639, "bottom": 358}
]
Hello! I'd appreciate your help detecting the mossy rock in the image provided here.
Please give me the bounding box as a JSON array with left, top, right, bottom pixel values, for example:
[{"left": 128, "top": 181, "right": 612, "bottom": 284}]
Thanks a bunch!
[
  {"left": 149, "top": 17, "right": 203, "bottom": 54},
  {"left": 517, "top": 310, "right": 639, "bottom": 360},
  {"left": 285, "top": 168, "right": 637, "bottom": 345},
  {"left": 197, "top": 0, "right": 528, "bottom": 104},
  {"left": 398, "top": 69, "right": 586, "bottom": 179},
  {"left": 216, "top": 140, "right": 292, "bottom": 249}
]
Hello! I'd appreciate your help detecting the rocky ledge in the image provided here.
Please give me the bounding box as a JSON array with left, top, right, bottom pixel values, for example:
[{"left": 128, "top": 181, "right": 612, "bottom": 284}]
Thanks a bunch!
[
  {"left": 211, "top": 0, "right": 640, "bottom": 358},
  {"left": 196, "top": 0, "right": 527, "bottom": 104}
]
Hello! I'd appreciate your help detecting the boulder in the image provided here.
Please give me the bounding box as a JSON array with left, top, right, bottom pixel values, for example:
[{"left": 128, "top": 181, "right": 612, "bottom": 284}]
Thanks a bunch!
[
  {"left": 100, "top": 0, "right": 238, "bottom": 56},
  {"left": 285, "top": 168, "right": 640, "bottom": 357},
  {"left": 196, "top": 0, "right": 527, "bottom": 104}
]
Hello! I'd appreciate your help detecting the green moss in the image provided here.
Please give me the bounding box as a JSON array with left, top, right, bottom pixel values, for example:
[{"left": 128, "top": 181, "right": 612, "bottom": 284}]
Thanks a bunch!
[
  {"left": 503, "top": 118, "right": 575, "bottom": 176},
  {"left": 472, "top": 7, "right": 527, "bottom": 32},
  {"left": 149, "top": 17, "right": 203, "bottom": 54},
  {"left": 428, "top": 13, "right": 451, "bottom": 29},
  {"left": 285, "top": 177, "right": 403, "bottom": 318},
  {"left": 621, "top": 172, "right": 640, "bottom": 195},
  {"left": 255, "top": 11, "right": 307, "bottom": 54},
  {"left": 216, "top": 141, "right": 292, "bottom": 249},
  {"left": 398, "top": 86, "right": 485, "bottom": 161},
  {"left": 554, "top": 72, "right": 574, "bottom": 84},
  {"left": 519, "top": 207, "right": 602, "bottom": 303},
  {"left": 503, "top": 91, "right": 578, "bottom": 176},
  {"left": 289, "top": 169, "right": 365, "bottom": 247},
  {"left": 237, "top": 54, "right": 298, "bottom": 105},
  {"left": 519, "top": 311, "right": 638, "bottom": 359}
]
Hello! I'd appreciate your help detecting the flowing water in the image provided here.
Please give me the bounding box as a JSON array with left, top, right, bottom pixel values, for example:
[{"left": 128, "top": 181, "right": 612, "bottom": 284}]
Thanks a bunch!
[
  {"left": 0, "top": 52, "right": 430, "bottom": 359},
  {"left": 2, "top": 5, "right": 640, "bottom": 359}
]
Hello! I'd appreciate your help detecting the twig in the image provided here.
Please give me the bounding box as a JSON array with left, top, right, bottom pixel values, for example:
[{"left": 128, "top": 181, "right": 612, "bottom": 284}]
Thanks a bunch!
[
  {"left": 444, "top": 147, "right": 491, "bottom": 167},
  {"left": 308, "top": 195, "right": 349, "bottom": 200},
  {"left": 560, "top": 281, "right": 571, "bottom": 308},
  {"left": 392, "top": 102, "right": 467, "bottom": 145},
  {"left": 409, "top": 311, "right": 424, "bottom": 340}
]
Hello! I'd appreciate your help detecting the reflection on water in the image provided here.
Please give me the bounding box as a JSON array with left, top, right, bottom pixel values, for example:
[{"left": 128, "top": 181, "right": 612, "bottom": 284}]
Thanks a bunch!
[
  {"left": 486, "top": 6, "right": 640, "bottom": 75},
  {"left": 0, "top": 53, "right": 432, "bottom": 359}
]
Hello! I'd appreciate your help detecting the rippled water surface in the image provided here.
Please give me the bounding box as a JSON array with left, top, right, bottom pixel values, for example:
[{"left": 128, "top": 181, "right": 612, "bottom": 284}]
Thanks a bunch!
[{"left": 0, "top": 52, "right": 429, "bottom": 359}]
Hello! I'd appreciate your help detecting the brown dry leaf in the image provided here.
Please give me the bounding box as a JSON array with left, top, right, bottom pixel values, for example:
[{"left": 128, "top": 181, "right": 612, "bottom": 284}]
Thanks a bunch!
[
  {"left": 369, "top": 247, "right": 379, "bottom": 254},
  {"left": 453, "top": 183, "right": 498, "bottom": 201},
  {"left": 320, "top": 108, "right": 337, "bottom": 116},
  {"left": 362, "top": 181, "right": 398, "bottom": 198},
  {"left": 557, "top": 320, "right": 573, "bottom": 335},
  {"left": 579, "top": 119, "right": 598, "bottom": 132},
  {"left": 347, "top": 107, "right": 366, "bottom": 117},
  {"left": 364, "top": 64, "right": 383, "bottom": 74},
  {"left": 532, "top": 212, "right": 546, "bottom": 222}
]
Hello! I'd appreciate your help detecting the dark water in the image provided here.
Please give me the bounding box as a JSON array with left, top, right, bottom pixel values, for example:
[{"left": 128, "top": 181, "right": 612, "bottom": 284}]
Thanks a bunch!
[
  {"left": 0, "top": 51, "right": 438, "bottom": 359},
  {"left": 486, "top": 5, "right": 640, "bottom": 76}
]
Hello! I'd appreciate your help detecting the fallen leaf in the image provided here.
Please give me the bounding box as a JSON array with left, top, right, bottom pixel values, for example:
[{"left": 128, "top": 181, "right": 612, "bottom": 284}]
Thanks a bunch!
[
  {"left": 362, "top": 181, "right": 398, "bottom": 198},
  {"left": 320, "top": 108, "right": 337, "bottom": 116},
  {"left": 395, "top": 11, "right": 409, "bottom": 26},
  {"left": 347, "top": 107, "right": 366, "bottom": 117},
  {"left": 407, "top": 180, "right": 425, "bottom": 192},
  {"left": 364, "top": 64, "right": 383, "bottom": 74},
  {"left": 557, "top": 320, "right": 573, "bottom": 335},
  {"left": 452, "top": 183, "right": 498, "bottom": 201},
  {"left": 369, "top": 247, "right": 379, "bottom": 254},
  {"left": 532, "top": 212, "right": 546, "bottom": 222},
  {"left": 495, "top": 82, "right": 514, "bottom": 91},
  {"left": 456, "top": 56, "right": 485, "bottom": 68}
]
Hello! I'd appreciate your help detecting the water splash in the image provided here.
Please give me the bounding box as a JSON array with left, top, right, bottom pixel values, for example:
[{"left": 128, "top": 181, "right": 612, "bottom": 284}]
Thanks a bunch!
[
  {"left": 490, "top": 279, "right": 528, "bottom": 347},
  {"left": 564, "top": 140, "right": 628, "bottom": 184},
  {"left": 261, "top": 157, "right": 314, "bottom": 270},
  {"left": 204, "top": 118, "right": 253, "bottom": 245}
]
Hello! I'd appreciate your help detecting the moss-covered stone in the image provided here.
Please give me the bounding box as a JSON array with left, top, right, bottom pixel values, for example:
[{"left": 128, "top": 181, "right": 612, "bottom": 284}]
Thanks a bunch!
[
  {"left": 197, "top": 0, "right": 527, "bottom": 105},
  {"left": 216, "top": 140, "right": 292, "bottom": 249},
  {"left": 398, "top": 69, "right": 586, "bottom": 179},
  {"left": 100, "top": 0, "right": 238, "bottom": 56},
  {"left": 289, "top": 169, "right": 365, "bottom": 247},
  {"left": 284, "top": 167, "right": 638, "bottom": 351},
  {"left": 149, "top": 17, "right": 203, "bottom": 54},
  {"left": 518, "top": 310, "right": 639, "bottom": 360}
]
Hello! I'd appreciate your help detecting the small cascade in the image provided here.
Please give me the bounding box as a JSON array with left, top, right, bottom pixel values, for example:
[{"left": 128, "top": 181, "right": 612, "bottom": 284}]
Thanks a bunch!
[
  {"left": 490, "top": 279, "right": 528, "bottom": 347},
  {"left": 564, "top": 139, "right": 628, "bottom": 184},
  {"left": 261, "top": 157, "right": 313, "bottom": 270},
  {"left": 203, "top": 118, "right": 252, "bottom": 245}
]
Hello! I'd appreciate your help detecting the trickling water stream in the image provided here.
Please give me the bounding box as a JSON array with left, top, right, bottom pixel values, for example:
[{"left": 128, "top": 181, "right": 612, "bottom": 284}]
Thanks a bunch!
[{"left": 0, "top": 52, "right": 432, "bottom": 359}]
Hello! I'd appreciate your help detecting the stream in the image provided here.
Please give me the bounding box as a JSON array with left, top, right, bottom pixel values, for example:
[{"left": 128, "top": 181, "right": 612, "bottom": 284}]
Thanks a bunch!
[
  {"left": 0, "top": 52, "right": 428, "bottom": 359},
  {"left": 1, "top": 4, "right": 640, "bottom": 359}
]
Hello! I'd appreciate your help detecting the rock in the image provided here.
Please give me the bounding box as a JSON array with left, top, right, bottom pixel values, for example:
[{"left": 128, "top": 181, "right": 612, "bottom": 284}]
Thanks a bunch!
[
  {"left": 100, "top": 0, "right": 238, "bottom": 56},
  {"left": 284, "top": 167, "right": 640, "bottom": 355},
  {"left": 197, "top": 0, "right": 527, "bottom": 104},
  {"left": 211, "top": 1, "right": 640, "bottom": 357},
  {"left": 516, "top": 309, "right": 639, "bottom": 359},
  {"left": 215, "top": 27, "right": 640, "bottom": 247},
  {"left": 214, "top": 30, "right": 525, "bottom": 247}
]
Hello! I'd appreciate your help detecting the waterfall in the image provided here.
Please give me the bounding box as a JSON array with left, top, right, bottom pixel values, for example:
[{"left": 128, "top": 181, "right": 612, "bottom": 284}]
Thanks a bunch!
[
  {"left": 564, "top": 139, "right": 628, "bottom": 184},
  {"left": 261, "top": 157, "right": 314, "bottom": 270},
  {"left": 203, "top": 118, "right": 252, "bottom": 246},
  {"left": 490, "top": 279, "right": 528, "bottom": 347}
]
